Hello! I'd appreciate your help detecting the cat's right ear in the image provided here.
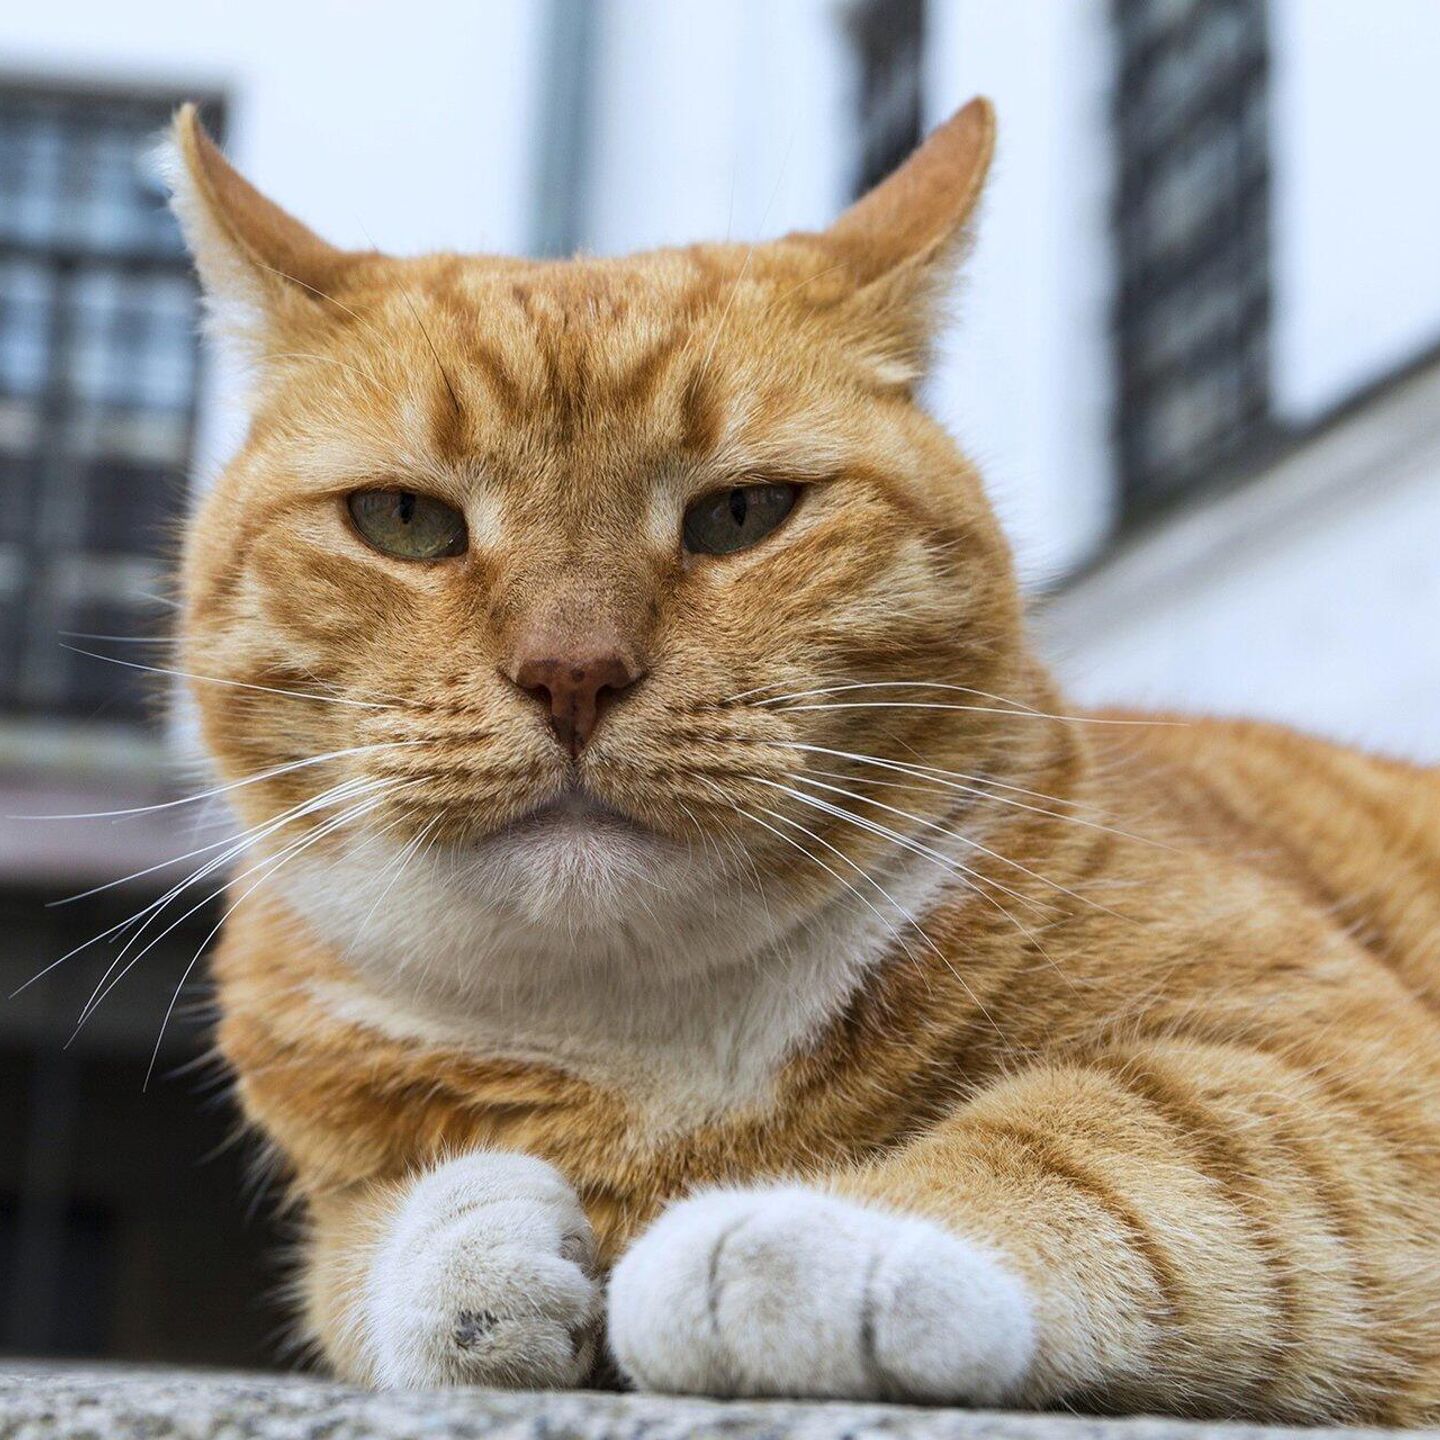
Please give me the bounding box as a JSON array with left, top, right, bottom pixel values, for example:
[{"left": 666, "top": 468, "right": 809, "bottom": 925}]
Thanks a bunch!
[
  {"left": 814, "top": 97, "right": 996, "bottom": 388},
  {"left": 162, "top": 105, "right": 361, "bottom": 359}
]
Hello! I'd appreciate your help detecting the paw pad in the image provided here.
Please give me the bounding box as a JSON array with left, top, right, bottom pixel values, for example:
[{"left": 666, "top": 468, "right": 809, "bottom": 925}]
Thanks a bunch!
[
  {"left": 365, "top": 1152, "right": 600, "bottom": 1390},
  {"left": 453, "top": 1309, "right": 499, "bottom": 1350}
]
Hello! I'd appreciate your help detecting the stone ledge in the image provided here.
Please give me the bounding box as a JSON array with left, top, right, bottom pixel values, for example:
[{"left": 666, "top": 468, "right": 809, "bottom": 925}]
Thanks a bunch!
[{"left": 0, "top": 1366, "right": 1416, "bottom": 1440}]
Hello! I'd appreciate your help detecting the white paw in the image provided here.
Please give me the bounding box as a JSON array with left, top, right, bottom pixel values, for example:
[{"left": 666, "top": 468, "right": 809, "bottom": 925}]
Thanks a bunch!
[
  {"left": 365, "top": 1152, "right": 599, "bottom": 1389},
  {"left": 608, "top": 1186, "right": 1034, "bottom": 1403}
]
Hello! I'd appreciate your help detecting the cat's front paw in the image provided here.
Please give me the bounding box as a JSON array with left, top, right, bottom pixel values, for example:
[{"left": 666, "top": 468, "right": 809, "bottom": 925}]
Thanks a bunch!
[
  {"left": 365, "top": 1152, "right": 599, "bottom": 1389},
  {"left": 608, "top": 1186, "right": 1034, "bottom": 1403}
]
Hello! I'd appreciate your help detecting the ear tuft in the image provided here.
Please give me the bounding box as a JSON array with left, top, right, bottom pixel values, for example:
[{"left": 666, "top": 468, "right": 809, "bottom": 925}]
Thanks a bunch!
[
  {"left": 828, "top": 97, "right": 995, "bottom": 284},
  {"left": 163, "top": 104, "right": 358, "bottom": 357},
  {"left": 815, "top": 97, "right": 996, "bottom": 385}
]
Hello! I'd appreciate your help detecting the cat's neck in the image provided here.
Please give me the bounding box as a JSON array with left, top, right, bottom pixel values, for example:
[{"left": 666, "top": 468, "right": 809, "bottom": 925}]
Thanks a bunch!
[
  {"left": 273, "top": 786, "right": 973, "bottom": 1128},
  {"left": 253, "top": 675, "right": 1096, "bottom": 1130}
]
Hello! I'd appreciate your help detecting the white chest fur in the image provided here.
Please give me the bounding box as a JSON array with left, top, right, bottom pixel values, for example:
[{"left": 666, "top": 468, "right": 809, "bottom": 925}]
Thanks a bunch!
[{"left": 280, "top": 808, "right": 967, "bottom": 1131}]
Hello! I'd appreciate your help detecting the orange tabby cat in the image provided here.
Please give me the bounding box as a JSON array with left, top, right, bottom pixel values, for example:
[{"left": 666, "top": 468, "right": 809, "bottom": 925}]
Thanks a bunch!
[{"left": 164, "top": 100, "right": 1440, "bottom": 1422}]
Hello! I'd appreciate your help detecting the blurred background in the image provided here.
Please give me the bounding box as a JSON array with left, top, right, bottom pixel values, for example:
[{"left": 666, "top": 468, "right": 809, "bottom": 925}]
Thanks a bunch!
[{"left": 1, "top": 0, "right": 1437, "bottom": 1370}]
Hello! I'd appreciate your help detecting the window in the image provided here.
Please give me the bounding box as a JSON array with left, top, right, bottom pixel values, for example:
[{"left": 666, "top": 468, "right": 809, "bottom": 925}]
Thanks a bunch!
[
  {"left": 1111, "top": 0, "right": 1272, "bottom": 522},
  {"left": 848, "top": 0, "right": 925, "bottom": 197},
  {"left": 0, "top": 82, "right": 221, "bottom": 722}
]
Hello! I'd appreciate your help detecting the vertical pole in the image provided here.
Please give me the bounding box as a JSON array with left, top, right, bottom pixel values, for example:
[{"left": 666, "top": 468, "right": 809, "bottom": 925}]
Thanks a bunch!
[{"left": 529, "top": 0, "right": 601, "bottom": 259}]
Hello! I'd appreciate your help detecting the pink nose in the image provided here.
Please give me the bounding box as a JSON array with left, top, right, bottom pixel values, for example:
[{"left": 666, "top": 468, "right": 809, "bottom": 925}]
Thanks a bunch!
[{"left": 511, "top": 651, "right": 644, "bottom": 755}]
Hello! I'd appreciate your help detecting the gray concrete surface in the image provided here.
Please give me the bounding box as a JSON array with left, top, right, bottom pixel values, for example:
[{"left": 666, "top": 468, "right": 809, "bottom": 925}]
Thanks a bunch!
[{"left": 0, "top": 1365, "right": 1424, "bottom": 1440}]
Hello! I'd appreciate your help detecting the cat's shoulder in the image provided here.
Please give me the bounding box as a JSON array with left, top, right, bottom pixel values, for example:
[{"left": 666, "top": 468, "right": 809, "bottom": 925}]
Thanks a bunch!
[
  {"left": 1084, "top": 707, "right": 1440, "bottom": 1002},
  {"left": 1090, "top": 707, "right": 1438, "bottom": 813}
]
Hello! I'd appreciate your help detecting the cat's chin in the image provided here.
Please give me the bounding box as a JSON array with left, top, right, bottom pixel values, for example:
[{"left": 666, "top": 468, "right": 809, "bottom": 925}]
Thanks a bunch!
[
  {"left": 453, "top": 790, "right": 674, "bottom": 925},
  {"left": 280, "top": 784, "right": 760, "bottom": 987}
]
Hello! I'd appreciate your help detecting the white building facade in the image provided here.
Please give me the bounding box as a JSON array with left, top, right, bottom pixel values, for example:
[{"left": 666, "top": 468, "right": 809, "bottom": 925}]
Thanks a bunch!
[{"left": 2, "top": 0, "right": 1438, "bottom": 773}]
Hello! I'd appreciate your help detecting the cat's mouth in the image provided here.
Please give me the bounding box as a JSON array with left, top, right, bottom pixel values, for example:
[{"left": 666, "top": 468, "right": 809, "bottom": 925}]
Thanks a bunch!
[{"left": 489, "top": 785, "right": 655, "bottom": 845}]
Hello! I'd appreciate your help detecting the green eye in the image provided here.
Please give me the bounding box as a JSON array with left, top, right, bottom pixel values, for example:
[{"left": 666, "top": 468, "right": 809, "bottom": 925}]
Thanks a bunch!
[
  {"left": 683, "top": 483, "right": 799, "bottom": 556},
  {"left": 347, "top": 490, "right": 467, "bottom": 560}
]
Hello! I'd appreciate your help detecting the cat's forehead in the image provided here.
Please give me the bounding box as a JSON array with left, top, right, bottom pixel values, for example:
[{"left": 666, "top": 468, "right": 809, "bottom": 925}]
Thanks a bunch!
[
  {"left": 439, "top": 249, "right": 745, "bottom": 428},
  {"left": 277, "top": 242, "right": 859, "bottom": 493},
  {"left": 376, "top": 242, "right": 817, "bottom": 399},
  {"left": 174, "top": 97, "right": 996, "bottom": 495}
]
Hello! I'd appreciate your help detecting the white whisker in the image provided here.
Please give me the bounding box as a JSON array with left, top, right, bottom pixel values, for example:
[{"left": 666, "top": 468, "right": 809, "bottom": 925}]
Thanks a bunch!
[
  {"left": 58, "top": 631, "right": 173, "bottom": 645},
  {"left": 7, "top": 775, "right": 383, "bottom": 1000},
  {"left": 745, "top": 775, "right": 1049, "bottom": 917},
  {"left": 718, "top": 677, "right": 802, "bottom": 705},
  {"left": 78, "top": 781, "right": 415, "bottom": 1040},
  {"left": 745, "top": 776, "right": 1069, "bottom": 982},
  {"left": 141, "top": 785, "right": 414, "bottom": 1088},
  {"left": 747, "top": 801, "right": 943, "bottom": 963},
  {"left": 127, "top": 589, "right": 181, "bottom": 611},
  {"left": 780, "top": 746, "right": 1169, "bottom": 852},
  {"left": 20, "top": 741, "right": 427, "bottom": 824},
  {"left": 789, "top": 772, "right": 1129, "bottom": 921},
  {"left": 732, "top": 802, "right": 926, "bottom": 971},
  {"left": 751, "top": 680, "right": 1047, "bottom": 713},
  {"left": 70, "top": 778, "right": 394, "bottom": 1024},
  {"left": 56, "top": 644, "right": 399, "bottom": 710},
  {"left": 732, "top": 803, "right": 1010, "bottom": 1040},
  {"left": 773, "top": 740, "right": 1092, "bottom": 809},
  {"left": 771, "top": 700, "right": 1178, "bottom": 726},
  {"left": 345, "top": 810, "right": 442, "bottom": 961}
]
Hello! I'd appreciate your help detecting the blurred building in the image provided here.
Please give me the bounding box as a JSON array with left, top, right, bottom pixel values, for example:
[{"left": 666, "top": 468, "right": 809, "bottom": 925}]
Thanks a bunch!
[{"left": 1, "top": 0, "right": 1437, "bottom": 1366}]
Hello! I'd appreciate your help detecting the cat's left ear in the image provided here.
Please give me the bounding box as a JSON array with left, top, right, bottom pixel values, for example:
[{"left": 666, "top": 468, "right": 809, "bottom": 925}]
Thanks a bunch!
[
  {"left": 819, "top": 97, "right": 996, "bottom": 386},
  {"left": 162, "top": 104, "right": 364, "bottom": 361}
]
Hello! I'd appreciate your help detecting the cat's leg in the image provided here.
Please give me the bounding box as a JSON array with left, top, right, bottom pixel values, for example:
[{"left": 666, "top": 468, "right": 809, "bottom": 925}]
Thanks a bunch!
[
  {"left": 610, "top": 1040, "right": 1432, "bottom": 1421},
  {"left": 304, "top": 1151, "right": 600, "bottom": 1389}
]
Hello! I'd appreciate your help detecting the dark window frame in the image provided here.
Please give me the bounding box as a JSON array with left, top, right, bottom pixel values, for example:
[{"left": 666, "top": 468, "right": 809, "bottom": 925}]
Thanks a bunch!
[
  {"left": 1110, "top": 0, "right": 1274, "bottom": 527},
  {"left": 847, "top": 0, "right": 926, "bottom": 199},
  {"left": 0, "top": 75, "right": 224, "bottom": 723}
]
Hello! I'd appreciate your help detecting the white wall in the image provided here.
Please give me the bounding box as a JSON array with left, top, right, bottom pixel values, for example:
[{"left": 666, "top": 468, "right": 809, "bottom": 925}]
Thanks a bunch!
[
  {"left": 581, "top": 0, "right": 850, "bottom": 254},
  {"left": 0, "top": 2, "right": 543, "bottom": 251},
  {"left": 1043, "top": 363, "right": 1440, "bottom": 763},
  {"left": 1037, "top": 2, "right": 1440, "bottom": 761},
  {"left": 924, "top": 0, "right": 1117, "bottom": 588},
  {"left": 0, "top": 0, "right": 546, "bottom": 474},
  {"left": 1270, "top": 0, "right": 1440, "bottom": 425}
]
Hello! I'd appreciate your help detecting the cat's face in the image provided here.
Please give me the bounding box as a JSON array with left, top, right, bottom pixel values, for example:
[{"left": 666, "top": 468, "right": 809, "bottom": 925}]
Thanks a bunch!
[{"left": 171, "top": 101, "right": 1032, "bottom": 991}]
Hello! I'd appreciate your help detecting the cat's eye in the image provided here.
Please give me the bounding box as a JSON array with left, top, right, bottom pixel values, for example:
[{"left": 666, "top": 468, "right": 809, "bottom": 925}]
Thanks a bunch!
[
  {"left": 683, "top": 483, "right": 799, "bottom": 556},
  {"left": 347, "top": 490, "right": 467, "bottom": 560}
]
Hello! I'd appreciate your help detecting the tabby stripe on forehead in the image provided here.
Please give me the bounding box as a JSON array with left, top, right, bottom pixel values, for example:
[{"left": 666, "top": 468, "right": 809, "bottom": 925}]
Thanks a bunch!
[
  {"left": 466, "top": 339, "right": 524, "bottom": 418},
  {"left": 679, "top": 364, "right": 723, "bottom": 455},
  {"left": 610, "top": 329, "right": 686, "bottom": 411},
  {"left": 427, "top": 370, "right": 467, "bottom": 462},
  {"left": 538, "top": 317, "right": 583, "bottom": 446}
]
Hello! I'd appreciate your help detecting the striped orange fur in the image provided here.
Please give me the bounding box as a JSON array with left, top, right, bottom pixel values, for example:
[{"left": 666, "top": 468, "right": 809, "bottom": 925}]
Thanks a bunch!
[{"left": 167, "top": 101, "right": 1440, "bottom": 1421}]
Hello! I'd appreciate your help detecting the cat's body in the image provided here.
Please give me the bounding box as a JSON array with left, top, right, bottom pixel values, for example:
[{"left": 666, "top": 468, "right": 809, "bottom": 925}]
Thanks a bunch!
[
  {"left": 216, "top": 713, "right": 1440, "bottom": 1414},
  {"left": 166, "top": 102, "right": 1440, "bottom": 1422}
]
